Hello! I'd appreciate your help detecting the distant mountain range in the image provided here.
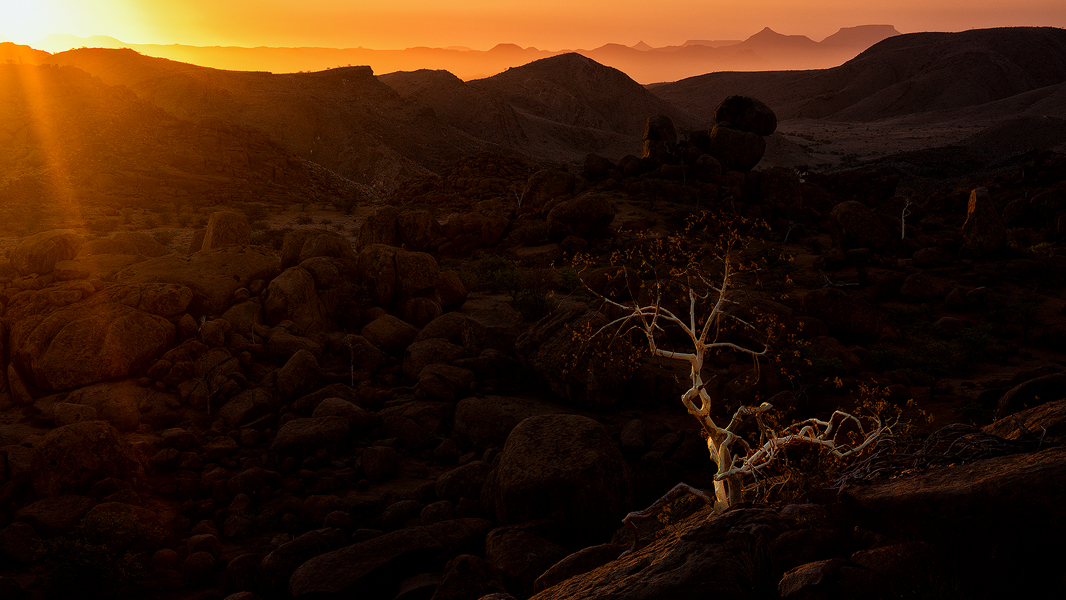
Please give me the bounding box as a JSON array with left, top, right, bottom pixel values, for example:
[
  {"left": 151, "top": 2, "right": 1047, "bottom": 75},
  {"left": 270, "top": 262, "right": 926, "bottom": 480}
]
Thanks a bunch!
[{"left": 24, "top": 25, "right": 900, "bottom": 83}]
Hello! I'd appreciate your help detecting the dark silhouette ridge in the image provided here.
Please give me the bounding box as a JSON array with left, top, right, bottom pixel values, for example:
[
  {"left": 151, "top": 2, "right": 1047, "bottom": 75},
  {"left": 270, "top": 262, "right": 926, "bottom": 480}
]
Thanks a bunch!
[{"left": 650, "top": 27, "right": 1066, "bottom": 122}]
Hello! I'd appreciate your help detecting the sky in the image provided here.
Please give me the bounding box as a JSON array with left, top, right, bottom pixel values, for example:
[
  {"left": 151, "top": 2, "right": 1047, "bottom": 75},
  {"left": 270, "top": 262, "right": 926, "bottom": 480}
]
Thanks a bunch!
[{"left": 2, "top": 0, "right": 1066, "bottom": 50}]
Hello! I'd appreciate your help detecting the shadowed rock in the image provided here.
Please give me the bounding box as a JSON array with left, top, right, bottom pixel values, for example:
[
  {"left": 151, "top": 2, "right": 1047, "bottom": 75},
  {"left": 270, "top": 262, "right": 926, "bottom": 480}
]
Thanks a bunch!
[
  {"left": 482, "top": 414, "right": 631, "bottom": 546},
  {"left": 31, "top": 420, "right": 145, "bottom": 497}
]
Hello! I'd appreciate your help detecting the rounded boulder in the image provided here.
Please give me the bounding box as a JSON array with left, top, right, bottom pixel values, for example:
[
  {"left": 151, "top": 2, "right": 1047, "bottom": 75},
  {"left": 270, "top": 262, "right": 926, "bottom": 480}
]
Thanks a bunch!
[{"left": 482, "top": 414, "right": 631, "bottom": 545}]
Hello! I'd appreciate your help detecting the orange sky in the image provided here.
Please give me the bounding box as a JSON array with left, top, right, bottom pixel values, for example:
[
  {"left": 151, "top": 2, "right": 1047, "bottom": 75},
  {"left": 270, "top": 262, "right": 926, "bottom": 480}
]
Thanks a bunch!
[{"left": 3, "top": 0, "right": 1066, "bottom": 49}]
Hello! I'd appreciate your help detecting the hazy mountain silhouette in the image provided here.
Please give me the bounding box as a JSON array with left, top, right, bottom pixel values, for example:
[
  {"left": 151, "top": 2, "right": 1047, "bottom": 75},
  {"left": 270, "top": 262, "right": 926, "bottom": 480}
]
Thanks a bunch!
[{"left": 33, "top": 25, "right": 899, "bottom": 84}]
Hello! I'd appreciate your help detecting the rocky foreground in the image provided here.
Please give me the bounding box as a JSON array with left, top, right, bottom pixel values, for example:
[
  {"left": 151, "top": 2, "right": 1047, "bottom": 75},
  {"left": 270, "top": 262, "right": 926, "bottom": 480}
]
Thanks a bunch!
[{"left": 1, "top": 102, "right": 1066, "bottom": 599}]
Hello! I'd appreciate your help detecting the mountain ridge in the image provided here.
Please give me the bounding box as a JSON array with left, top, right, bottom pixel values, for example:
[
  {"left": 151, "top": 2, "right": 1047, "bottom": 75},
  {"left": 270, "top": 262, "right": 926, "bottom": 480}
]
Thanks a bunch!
[{"left": 29, "top": 25, "right": 900, "bottom": 84}]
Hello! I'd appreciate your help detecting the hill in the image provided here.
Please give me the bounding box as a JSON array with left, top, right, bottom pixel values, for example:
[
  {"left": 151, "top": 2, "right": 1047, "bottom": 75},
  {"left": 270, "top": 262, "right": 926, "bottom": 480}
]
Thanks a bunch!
[
  {"left": 48, "top": 48, "right": 499, "bottom": 192},
  {"left": 649, "top": 27, "right": 1066, "bottom": 122},
  {"left": 380, "top": 53, "right": 699, "bottom": 162},
  {"left": 0, "top": 62, "right": 360, "bottom": 234}
]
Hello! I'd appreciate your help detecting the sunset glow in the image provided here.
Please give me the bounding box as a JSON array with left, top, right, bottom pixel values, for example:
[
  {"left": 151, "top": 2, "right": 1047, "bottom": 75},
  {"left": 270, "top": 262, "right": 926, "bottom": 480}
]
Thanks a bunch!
[{"left": 3, "top": 0, "right": 1066, "bottom": 50}]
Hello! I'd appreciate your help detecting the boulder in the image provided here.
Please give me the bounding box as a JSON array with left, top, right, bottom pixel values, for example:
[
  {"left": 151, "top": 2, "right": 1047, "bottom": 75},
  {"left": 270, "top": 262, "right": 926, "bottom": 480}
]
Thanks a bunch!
[
  {"left": 441, "top": 212, "right": 511, "bottom": 253},
  {"left": 898, "top": 272, "right": 940, "bottom": 302},
  {"left": 10, "top": 229, "right": 83, "bottom": 276},
  {"left": 218, "top": 387, "right": 274, "bottom": 428},
  {"left": 519, "top": 170, "right": 575, "bottom": 216},
  {"left": 354, "top": 206, "right": 400, "bottom": 251},
  {"left": 546, "top": 192, "right": 617, "bottom": 241},
  {"left": 11, "top": 301, "right": 175, "bottom": 390},
  {"left": 276, "top": 350, "right": 321, "bottom": 400},
  {"left": 486, "top": 527, "right": 568, "bottom": 596},
  {"left": 841, "top": 445, "right": 1066, "bottom": 587},
  {"left": 437, "top": 270, "right": 468, "bottom": 311},
  {"left": 433, "top": 554, "right": 508, "bottom": 600},
  {"left": 288, "top": 519, "right": 491, "bottom": 598},
  {"left": 961, "top": 187, "right": 1007, "bottom": 258},
  {"left": 399, "top": 295, "right": 443, "bottom": 328},
  {"left": 362, "top": 445, "right": 400, "bottom": 481},
  {"left": 582, "top": 153, "right": 616, "bottom": 181},
  {"left": 270, "top": 416, "right": 349, "bottom": 455},
  {"left": 829, "top": 201, "right": 894, "bottom": 251},
  {"left": 984, "top": 398, "right": 1066, "bottom": 444},
  {"left": 263, "top": 267, "right": 326, "bottom": 333},
  {"left": 221, "top": 299, "right": 263, "bottom": 338},
  {"left": 515, "top": 306, "right": 638, "bottom": 408},
  {"left": 15, "top": 494, "right": 99, "bottom": 536},
  {"left": 356, "top": 244, "right": 440, "bottom": 308},
  {"left": 641, "top": 115, "right": 677, "bottom": 161},
  {"left": 312, "top": 398, "right": 371, "bottom": 432},
  {"left": 435, "top": 461, "right": 494, "bottom": 503},
  {"left": 283, "top": 228, "right": 358, "bottom": 269},
  {"left": 996, "top": 372, "right": 1066, "bottom": 415},
  {"left": 398, "top": 210, "right": 445, "bottom": 252},
  {"left": 115, "top": 246, "right": 281, "bottom": 316},
  {"left": 403, "top": 338, "right": 466, "bottom": 379},
  {"left": 482, "top": 414, "right": 631, "bottom": 545},
  {"left": 201, "top": 211, "right": 251, "bottom": 250},
  {"left": 707, "top": 125, "right": 766, "bottom": 172},
  {"left": 361, "top": 314, "right": 420, "bottom": 357},
  {"left": 53, "top": 402, "right": 98, "bottom": 426},
  {"left": 453, "top": 395, "right": 569, "bottom": 450},
  {"left": 64, "top": 380, "right": 146, "bottom": 432},
  {"left": 417, "top": 364, "right": 476, "bottom": 401},
  {"left": 714, "top": 95, "right": 778, "bottom": 136},
  {"left": 31, "top": 420, "right": 145, "bottom": 497}
]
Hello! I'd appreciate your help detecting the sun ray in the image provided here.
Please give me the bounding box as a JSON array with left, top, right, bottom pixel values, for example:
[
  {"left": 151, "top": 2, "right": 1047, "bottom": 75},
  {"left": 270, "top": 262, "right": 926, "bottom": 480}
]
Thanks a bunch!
[{"left": 4, "top": 62, "right": 90, "bottom": 238}]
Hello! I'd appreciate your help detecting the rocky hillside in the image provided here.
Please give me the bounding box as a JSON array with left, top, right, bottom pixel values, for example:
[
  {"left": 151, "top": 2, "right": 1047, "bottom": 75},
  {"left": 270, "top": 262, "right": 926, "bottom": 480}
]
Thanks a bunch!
[
  {"left": 0, "top": 62, "right": 360, "bottom": 236},
  {"left": 380, "top": 53, "right": 700, "bottom": 163},
  {"left": 0, "top": 96, "right": 1065, "bottom": 599},
  {"left": 47, "top": 49, "right": 495, "bottom": 193}
]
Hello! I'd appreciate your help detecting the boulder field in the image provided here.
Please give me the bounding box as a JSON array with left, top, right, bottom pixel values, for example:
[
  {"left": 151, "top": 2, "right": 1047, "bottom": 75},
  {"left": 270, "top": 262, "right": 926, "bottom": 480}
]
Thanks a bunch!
[{"left": 1, "top": 108, "right": 1066, "bottom": 599}]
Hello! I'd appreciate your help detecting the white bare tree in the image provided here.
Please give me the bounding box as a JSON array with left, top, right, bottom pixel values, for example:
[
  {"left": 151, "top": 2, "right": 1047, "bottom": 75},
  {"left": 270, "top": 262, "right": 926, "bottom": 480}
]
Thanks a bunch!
[{"left": 581, "top": 241, "right": 889, "bottom": 554}]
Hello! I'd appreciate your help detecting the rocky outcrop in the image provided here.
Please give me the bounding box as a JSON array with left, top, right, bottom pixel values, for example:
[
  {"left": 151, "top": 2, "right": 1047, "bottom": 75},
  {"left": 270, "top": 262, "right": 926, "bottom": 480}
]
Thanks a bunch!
[
  {"left": 115, "top": 245, "right": 281, "bottom": 315},
  {"left": 200, "top": 211, "right": 252, "bottom": 251},
  {"left": 531, "top": 507, "right": 788, "bottom": 600},
  {"left": 961, "top": 187, "right": 1007, "bottom": 258},
  {"left": 641, "top": 114, "right": 677, "bottom": 162}
]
